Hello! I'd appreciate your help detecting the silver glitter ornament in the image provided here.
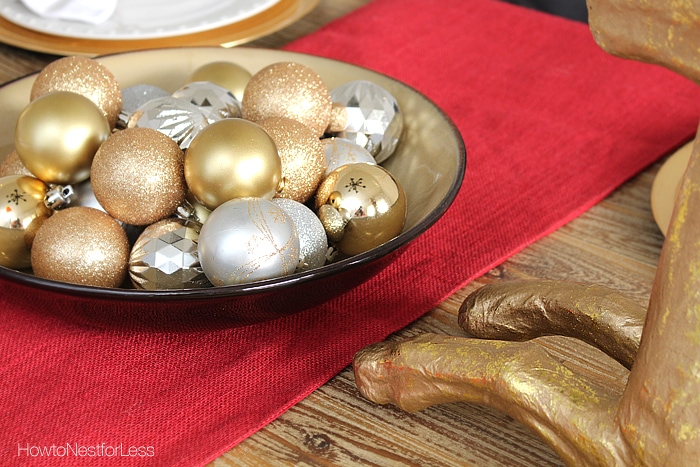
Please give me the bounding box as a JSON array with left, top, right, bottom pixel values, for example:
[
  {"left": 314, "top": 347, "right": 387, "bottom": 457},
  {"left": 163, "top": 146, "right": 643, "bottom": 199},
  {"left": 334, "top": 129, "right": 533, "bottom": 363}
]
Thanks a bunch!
[
  {"left": 129, "top": 218, "right": 210, "bottom": 290},
  {"left": 127, "top": 96, "right": 208, "bottom": 149},
  {"left": 172, "top": 81, "right": 242, "bottom": 123},
  {"left": 321, "top": 137, "right": 377, "bottom": 178},
  {"left": 273, "top": 198, "right": 328, "bottom": 272},
  {"left": 117, "top": 84, "right": 170, "bottom": 129},
  {"left": 329, "top": 80, "right": 403, "bottom": 163},
  {"left": 198, "top": 197, "right": 299, "bottom": 286}
]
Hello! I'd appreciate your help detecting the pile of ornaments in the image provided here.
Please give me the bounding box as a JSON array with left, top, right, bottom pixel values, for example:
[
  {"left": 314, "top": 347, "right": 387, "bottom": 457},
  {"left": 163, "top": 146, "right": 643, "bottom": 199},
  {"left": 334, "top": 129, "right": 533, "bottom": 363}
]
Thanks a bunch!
[{"left": 0, "top": 56, "right": 407, "bottom": 290}]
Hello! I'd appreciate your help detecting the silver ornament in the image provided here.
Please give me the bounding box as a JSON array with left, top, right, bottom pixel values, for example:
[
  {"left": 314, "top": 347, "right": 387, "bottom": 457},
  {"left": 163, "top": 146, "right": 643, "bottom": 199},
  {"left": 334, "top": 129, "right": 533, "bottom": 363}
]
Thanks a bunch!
[
  {"left": 273, "top": 198, "right": 328, "bottom": 272},
  {"left": 129, "top": 218, "right": 210, "bottom": 290},
  {"left": 198, "top": 197, "right": 300, "bottom": 286},
  {"left": 321, "top": 137, "right": 376, "bottom": 178},
  {"left": 172, "top": 81, "right": 242, "bottom": 123},
  {"left": 127, "top": 95, "right": 208, "bottom": 149},
  {"left": 117, "top": 84, "right": 170, "bottom": 129},
  {"left": 330, "top": 80, "right": 403, "bottom": 163}
]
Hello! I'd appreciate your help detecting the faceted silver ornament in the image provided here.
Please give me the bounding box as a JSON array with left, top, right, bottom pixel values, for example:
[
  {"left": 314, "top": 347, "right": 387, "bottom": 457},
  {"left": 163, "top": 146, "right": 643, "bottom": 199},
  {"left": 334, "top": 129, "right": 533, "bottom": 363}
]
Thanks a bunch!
[
  {"left": 127, "top": 96, "right": 208, "bottom": 149},
  {"left": 129, "top": 218, "right": 211, "bottom": 290},
  {"left": 321, "top": 137, "right": 377, "bottom": 178},
  {"left": 198, "top": 197, "right": 300, "bottom": 286},
  {"left": 117, "top": 84, "right": 170, "bottom": 129},
  {"left": 329, "top": 80, "right": 403, "bottom": 163},
  {"left": 172, "top": 81, "right": 242, "bottom": 123},
  {"left": 273, "top": 198, "right": 328, "bottom": 272}
]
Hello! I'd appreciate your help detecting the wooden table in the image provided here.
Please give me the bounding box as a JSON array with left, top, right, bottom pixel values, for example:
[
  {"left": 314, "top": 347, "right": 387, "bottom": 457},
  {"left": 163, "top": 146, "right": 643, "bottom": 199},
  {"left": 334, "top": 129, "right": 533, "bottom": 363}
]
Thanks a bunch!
[{"left": 0, "top": 1, "right": 667, "bottom": 465}]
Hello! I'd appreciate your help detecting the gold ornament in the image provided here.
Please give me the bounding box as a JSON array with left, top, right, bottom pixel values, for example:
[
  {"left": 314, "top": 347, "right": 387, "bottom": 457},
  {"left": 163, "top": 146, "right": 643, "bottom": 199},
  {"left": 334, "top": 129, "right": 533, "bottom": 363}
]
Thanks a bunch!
[
  {"left": 0, "top": 150, "right": 33, "bottom": 177},
  {"left": 15, "top": 91, "right": 110, "bottom": 185},
  {"left": 30, "top": 56, "right": 122, "bottom": 129},
  {"left": 241, "top": 62, "right": 332, "bottom": 137},
  {"left": 0, "top": 174, "right": 52, "bottom": 269},
  {"left": 186, "top": 61, "right": 251, "bottom": 103},
  {"left": 91, "top": 127, "right": 187, "bottom": 226},
  {"left": 31, "top": 206, "right": 129, "bottom": 288},
  {"left": 258, "top": 117, "right": 325, "bottom": 203},
  {"left": 184, "top": 118, "right": 281, "bottom": 210},
  {"left": 315, "top": 163, "right": 406, "bottom": 256}
]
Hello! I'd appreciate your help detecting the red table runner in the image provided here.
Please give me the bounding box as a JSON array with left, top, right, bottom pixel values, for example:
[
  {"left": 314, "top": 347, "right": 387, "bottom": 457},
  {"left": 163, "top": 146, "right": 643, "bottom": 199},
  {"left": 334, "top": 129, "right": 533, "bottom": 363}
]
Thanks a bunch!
[{"left": 3, "top": 0, "right": 700, "bottom": 465}]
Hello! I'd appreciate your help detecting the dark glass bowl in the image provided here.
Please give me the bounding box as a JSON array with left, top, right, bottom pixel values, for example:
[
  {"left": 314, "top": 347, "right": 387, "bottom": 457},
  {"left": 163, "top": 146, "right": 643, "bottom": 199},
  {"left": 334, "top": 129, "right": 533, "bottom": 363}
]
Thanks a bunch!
[{"left": 0, "top": 47, "right": 465, "bottom": 329}]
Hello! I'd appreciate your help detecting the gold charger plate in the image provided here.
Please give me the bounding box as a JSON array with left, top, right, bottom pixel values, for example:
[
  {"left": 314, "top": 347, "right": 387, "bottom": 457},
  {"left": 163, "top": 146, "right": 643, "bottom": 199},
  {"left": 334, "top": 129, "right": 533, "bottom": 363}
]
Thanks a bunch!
[
  {"left": 0, "top": 0, "right": 317, "bottom": 56},
  {"left": 650, "top": 140, "right": 694, "bottom": 236}
]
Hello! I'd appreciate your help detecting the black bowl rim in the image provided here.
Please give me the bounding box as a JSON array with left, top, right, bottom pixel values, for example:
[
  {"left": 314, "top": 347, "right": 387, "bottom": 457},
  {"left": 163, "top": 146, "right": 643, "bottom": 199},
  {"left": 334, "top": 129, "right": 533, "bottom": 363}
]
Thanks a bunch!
[{"left": 0, "top": 46, "right": 467, "bottom": 302}]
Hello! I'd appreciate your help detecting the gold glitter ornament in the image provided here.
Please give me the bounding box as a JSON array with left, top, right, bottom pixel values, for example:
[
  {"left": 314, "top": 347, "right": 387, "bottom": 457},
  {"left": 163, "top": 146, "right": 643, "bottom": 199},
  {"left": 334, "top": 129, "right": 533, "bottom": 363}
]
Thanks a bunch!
[
  {"left": 184, "top": 118, "right": 281, "bottom": 210},
  {"left": 186, "top": 61, "right": 251, "bottom": 102},
  {"left": 258, "top": 117, "right": 325, "bottom": 203},
  {"left": 0, "top": 174, "right": 52, "bottom": 269},
  {"left": 315, "top": 163, "right": 406, "bottom": 256},
  {"left": 30, "top": 56, "right": 122, "bottom": 129},
  {"left": 31, "top": 206, "right": 129, "bottom": 288},
  {"left": 241, "top": 62, "right": 332, "bottom": 137},
  {"left": 90, "top": 127, "right": 187, "bottom": 226},
  {"left": 0, "top": 150, "right": 34, "bottom": 177},
  {"left": 15, "top": 91, "right": 110, "bottom": 185}
]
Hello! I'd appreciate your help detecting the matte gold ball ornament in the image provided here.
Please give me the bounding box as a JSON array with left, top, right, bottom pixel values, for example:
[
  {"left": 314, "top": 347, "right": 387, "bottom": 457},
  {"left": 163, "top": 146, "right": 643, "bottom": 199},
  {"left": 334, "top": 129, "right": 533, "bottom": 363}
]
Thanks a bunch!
[
  {"left": 242, "top": 61, "right": 332, "bottom": 137},
  {"left": 315, "top": 163, "right": 407, "bottom": 256},
  {"left": 31, "top": 206, "right": 130, "bottom": 288},
  {"left": 30, "top": 56, "right": 122, "bottom": 129},
  {"left": 0, "top": 174, "right": 52, "bottom": 269},
  {"left": 184, "top": 118, "right": 282, "bottom": 210},
  {"left": 90, "top": 127, "right": 187, "bottom": 226},
  {"left": 15, "top": 91, "right": 110, "bottom": 185},
  {"left": 186, "top": 61, "right": 251, "bottom": 102},
  {"left": 258, "top": 116, "right": 325, "bottom": 203}
]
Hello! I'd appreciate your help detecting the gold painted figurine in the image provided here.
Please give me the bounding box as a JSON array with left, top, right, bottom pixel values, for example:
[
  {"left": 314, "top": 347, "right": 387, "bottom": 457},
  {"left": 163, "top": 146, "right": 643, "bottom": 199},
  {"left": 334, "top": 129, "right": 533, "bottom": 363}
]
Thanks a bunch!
[{"left": 353, "top": 0, "right": 700, "bottom": 465}]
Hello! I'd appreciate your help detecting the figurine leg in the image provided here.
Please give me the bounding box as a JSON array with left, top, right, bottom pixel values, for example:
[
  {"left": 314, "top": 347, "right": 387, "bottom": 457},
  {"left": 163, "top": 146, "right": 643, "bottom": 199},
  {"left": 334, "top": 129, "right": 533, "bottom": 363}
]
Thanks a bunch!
[{"left": 353, "top": 333, "right": 629, "bottom": 466}]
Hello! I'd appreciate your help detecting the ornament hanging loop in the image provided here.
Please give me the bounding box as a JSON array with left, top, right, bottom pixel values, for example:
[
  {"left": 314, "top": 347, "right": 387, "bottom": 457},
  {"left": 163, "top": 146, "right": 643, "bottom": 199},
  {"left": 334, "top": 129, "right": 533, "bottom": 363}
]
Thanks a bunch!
[
  {"left": 44, "top": 184, "right": 74, "bottom": 210},
  {"left": 173, "top": 198, "right": 203, "bottom": 225}
]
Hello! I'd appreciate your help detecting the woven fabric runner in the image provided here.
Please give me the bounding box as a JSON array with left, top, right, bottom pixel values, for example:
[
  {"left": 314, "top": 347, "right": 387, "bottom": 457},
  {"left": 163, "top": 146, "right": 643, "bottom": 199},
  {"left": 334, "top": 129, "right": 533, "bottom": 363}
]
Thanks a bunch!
[{"left": 2, "top": 0, "right": 700, "bottom": 465}]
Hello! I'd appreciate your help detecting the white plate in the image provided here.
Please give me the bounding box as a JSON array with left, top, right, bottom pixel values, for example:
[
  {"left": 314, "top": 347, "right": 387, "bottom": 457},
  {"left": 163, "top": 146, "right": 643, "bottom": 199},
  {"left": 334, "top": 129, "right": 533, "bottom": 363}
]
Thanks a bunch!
[{"left": 0, "top": 0, "right": 280, "bottom": 40}]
